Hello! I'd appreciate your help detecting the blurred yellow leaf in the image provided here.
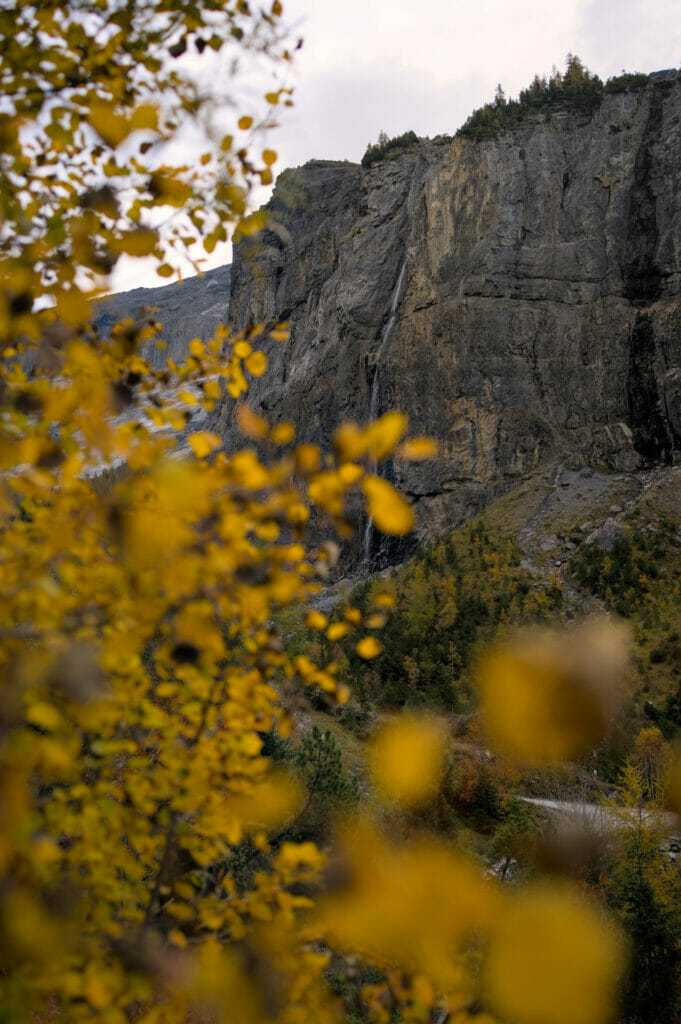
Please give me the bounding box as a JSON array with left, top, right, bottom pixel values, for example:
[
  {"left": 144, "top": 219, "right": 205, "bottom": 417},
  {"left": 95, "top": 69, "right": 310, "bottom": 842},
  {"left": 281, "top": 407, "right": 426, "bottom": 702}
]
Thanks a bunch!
[
  {"left": 111, "top": 228, "right": 158, "bottom": 257},
  {"left": 89, "top": 104, "right": 129, "bottom": 146},
  {"left": 357, "top": 636, "right": 381, "bottom": 659},
  {"left": 56, "top": 289, "right": 91, "bottom": 325},
  {"left": 189, "top": 431, "right": 222, "bottom": 458},
  {"left": 26, "top": 702, "right": 63, "bottom": 732},
  {"left": 484, "top": 883, "right": 624, "bottom": 1024},
  {"left": 366, "top": 410, "right": 408, "bottom": 459},
  {"left": 296, "top": 444, "right": 321, "bottom": 472},
  {"left": 236, "top": 403, "right": 268, "bottom": 439},
  {"left": 397, "top": 437, "right": 439, "bottom": 460},
  {"left": 315, "top": 821, "right": 499, "bottom": 992},
  {"left": 362, "top": 476, "right": 414, "bottom": 535},
  {"left": 479, "top": 619, "right": 628, "bottom": 762},
  {"left": 371, "top": 714, "right": 447, "bottom": 807},
  {"left": 245, "top": 350, "right": 267, "bottom": 376},
  {"left": 271, "top": 421, "right": 295, "bottom": 445},
  {"left": 305, "top": 610, "right": 327, "bottom": 631},
  {"left": 327, "top": 622, "right": 349, "bottom": 642}
]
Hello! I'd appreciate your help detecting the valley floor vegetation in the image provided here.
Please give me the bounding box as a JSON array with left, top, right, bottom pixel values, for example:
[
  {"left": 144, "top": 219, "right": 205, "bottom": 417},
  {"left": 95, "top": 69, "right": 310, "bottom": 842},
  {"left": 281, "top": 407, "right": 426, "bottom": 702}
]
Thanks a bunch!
[{"left": 0, "top": 4, "right": 679, "bottom": 1023}]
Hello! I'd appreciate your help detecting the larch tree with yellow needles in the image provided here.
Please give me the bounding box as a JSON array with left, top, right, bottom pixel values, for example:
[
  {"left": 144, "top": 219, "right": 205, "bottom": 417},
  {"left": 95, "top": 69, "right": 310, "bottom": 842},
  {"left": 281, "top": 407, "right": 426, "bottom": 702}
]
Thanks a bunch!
[{"left": 0, "top": 3, "right": 631, "bottom": 1023}]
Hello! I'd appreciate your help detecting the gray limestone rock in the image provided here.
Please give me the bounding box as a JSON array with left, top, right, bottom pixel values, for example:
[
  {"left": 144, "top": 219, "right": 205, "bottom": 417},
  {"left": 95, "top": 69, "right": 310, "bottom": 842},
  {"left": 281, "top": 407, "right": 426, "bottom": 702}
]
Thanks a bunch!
[
  {"left": 585, "top": 518, "right": 625, "bottom": 551},
  {"left": 215, "top": 75, "right": 681, "bottom": 563}
]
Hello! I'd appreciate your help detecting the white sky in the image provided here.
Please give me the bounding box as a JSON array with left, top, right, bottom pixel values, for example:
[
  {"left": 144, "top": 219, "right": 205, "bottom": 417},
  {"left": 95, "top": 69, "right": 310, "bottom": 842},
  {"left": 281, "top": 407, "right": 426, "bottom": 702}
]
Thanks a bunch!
[{"left": 112, "top": 0, "right": 681, "bottom": 291}]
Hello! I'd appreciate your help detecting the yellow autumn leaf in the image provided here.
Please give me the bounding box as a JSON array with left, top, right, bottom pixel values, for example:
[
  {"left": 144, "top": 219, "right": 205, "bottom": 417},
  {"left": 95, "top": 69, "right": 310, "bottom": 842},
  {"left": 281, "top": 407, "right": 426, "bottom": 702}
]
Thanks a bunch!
[
  {"left": 203, "top": 378, "right": 221, "bottom": 400},
  {"left": 315, "top": 821, "right": 499, "bottom": 991},
  {"left": 295, "top": 444, "right": 321, "bottom": 472},
  {"left": 305, "top": 610, "right": 327, "bottom": 631},
  {"left": 222, "top": 773, "right": 302, "bottom": 835},
  {"left": 111, "top": 229, "right": 158, "bottom": 257},
  {"left": 233, "top": 340, "right": 252, "bottom": 358},
  {"left": 334, "top": 421, "right": 367, "bottom": 462},
  {"left": 236, "top": 403, "right": 268, "bottom": 439},
  {"left": 479, "top": 619, "right": 628, "bottom": 763},
  {"left": 269, "top": 326, "right": 290, "bottom": 342},
  {"left": 356, "top": 636, "right": 381, "bottom": 659},
  {"left": 245, "top": 350, "right": 267, "bottom": 376},
  {"left": 129, "top": 103, "right": 159, "bottom": 133},
  {"left": 397, "top": 437, "right": 439, "bottom": 460},
  {"left": 89, "top": 104, "right": 129, "bottom": 146},
  {"left": 327, "top": 622, "right": 349, "bottom": 642},
  {"left": 484, "top": 884, "right": 624, "bottom": 1024},
  {"left": 361, "top": 475, "right": 414, "bottom": 535},
  {"left": 338, "top": 462, "right": 364, "bottom": 485},
  {"left": 55, "top": 288, "right": 91, "bottom": 325},
  {"left": 228, "top": 450, "right": 269, "bottom": 488},
  {"left": 271, "top": 421, "right": 295, "bottom": 444},
  {"left": 26, "top": 702, "right": 63, "bottom": 732},
  {"left": 371, "top": 714, "right": 447, "bottom": 807},
  {"left": 366, "top": 410, "right": 408, "bottom": 459},
  {"left": 189, "top": 431, "right": 222, "bottom": 458},
  {"left": 168, "top": 929, "right": 187, "bottom": 949},
  {"left": 150, "top": 171, "right": 193, "bottom": 206}
]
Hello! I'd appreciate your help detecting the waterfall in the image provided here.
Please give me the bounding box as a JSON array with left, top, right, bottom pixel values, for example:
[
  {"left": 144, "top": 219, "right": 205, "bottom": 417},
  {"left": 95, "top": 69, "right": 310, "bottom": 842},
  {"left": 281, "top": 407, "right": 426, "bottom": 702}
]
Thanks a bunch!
[
  {"left": 376, "top": 256, "right": 408, "bottom": 362},
  {"left": 362, "top": 252, "right": 409, "bottom": 565}
]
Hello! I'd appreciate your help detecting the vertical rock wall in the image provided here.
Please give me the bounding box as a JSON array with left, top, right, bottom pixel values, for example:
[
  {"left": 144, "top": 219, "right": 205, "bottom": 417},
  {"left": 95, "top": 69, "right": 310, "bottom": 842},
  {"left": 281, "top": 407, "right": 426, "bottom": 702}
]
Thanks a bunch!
[{"left": 218, "top": 73, "right": 681, "bottom": 551}]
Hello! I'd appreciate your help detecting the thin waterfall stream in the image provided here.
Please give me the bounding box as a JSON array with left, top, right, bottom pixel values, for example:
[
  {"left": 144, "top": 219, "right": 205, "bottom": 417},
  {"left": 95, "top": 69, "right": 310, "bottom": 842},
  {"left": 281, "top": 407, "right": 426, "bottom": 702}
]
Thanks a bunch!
[{"left": 362, "top": 253, "right": 409, "bottom": 564}]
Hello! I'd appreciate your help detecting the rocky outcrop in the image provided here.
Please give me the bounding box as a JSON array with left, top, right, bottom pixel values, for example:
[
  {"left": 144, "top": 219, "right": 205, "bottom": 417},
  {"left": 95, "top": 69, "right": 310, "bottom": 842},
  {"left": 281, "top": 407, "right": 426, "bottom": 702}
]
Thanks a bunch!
[
  {"left": 97, "top": 264, "right": 230, "bottom": 367},
  {"left": 218, "top": 72, "right": 681, "bottom": 559}
]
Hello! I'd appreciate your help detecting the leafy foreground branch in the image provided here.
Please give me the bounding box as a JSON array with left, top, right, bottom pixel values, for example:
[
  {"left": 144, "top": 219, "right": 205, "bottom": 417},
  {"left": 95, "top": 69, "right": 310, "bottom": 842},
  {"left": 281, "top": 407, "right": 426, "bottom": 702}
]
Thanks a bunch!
[{"left": 0, "top": 4, "right": 650, "bottom": 1023}]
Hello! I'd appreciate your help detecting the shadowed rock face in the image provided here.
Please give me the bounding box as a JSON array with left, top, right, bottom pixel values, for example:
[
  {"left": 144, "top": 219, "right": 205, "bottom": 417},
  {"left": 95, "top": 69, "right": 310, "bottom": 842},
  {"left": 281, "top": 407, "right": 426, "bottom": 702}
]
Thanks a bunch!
[
  {"left": 218, "top": 74, "right": 681, "bottom": 559},
  {"left": 97, "top": 264, "right": 231, "bottom": 368}
]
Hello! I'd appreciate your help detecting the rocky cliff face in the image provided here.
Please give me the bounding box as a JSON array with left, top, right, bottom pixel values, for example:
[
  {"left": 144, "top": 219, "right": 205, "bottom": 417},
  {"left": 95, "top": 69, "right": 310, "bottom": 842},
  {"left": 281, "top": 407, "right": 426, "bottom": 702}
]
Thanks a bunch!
[{"left": 219, "top": 71, "right": 681, "bottom": 561}]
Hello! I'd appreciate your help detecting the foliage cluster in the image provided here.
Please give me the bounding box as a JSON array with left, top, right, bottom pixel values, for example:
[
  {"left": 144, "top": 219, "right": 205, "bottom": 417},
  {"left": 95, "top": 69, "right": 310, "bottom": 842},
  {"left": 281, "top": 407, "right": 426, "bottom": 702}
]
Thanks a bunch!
[
  {"left": 646, "top": 675, "right": 681, "bottom": 737},
  {"left": 0, "top": 5, "right": 653, "bottom": 1024},
  {"left": 457, "top": 56, "right": 649, "bottom": 141},
  {"left": 569, "top": 517, "right": 681, "bottom": 738},
  {"left": 603, "top": 71, "right": 650, "bottom": 94},
  {"left": 295, "top": 522, "right": 563, "bottom": 711},
  {"left": 361, "top": 130, "right": 420, "bottom": 169},
  {"left": 0, "top": 3, "right": 434, "bottom": 1020},
  {"left": 601, "top": 762, "right": 681, "bottom": 1024},
  {"left": 569, "top": 520, "right": 679, "bottom": 617}
]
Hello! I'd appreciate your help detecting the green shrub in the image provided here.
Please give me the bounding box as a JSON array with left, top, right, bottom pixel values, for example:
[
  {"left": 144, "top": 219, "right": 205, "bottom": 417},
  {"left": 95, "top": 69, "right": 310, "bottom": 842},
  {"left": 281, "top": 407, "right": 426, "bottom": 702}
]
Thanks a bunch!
[
  {"left": 361, "top": 129, "right": 419, "bottom": 168},
  {"left": 604, "top": 71, "right": 650, "bottom": 94}
]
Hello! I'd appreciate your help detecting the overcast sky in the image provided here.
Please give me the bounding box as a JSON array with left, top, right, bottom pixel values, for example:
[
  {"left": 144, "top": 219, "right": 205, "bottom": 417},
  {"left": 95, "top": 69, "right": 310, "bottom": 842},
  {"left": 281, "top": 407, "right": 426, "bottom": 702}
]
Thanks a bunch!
[{"left": 112, "top": 0, "right": 681, "bottom": 291}]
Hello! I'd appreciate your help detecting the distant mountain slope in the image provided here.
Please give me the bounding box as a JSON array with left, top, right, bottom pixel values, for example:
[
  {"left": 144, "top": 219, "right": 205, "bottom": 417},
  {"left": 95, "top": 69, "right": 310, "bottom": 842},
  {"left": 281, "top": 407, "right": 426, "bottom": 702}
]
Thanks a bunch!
[{"left": 97, "top": 263, "right": 230, "bottom": 367}]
